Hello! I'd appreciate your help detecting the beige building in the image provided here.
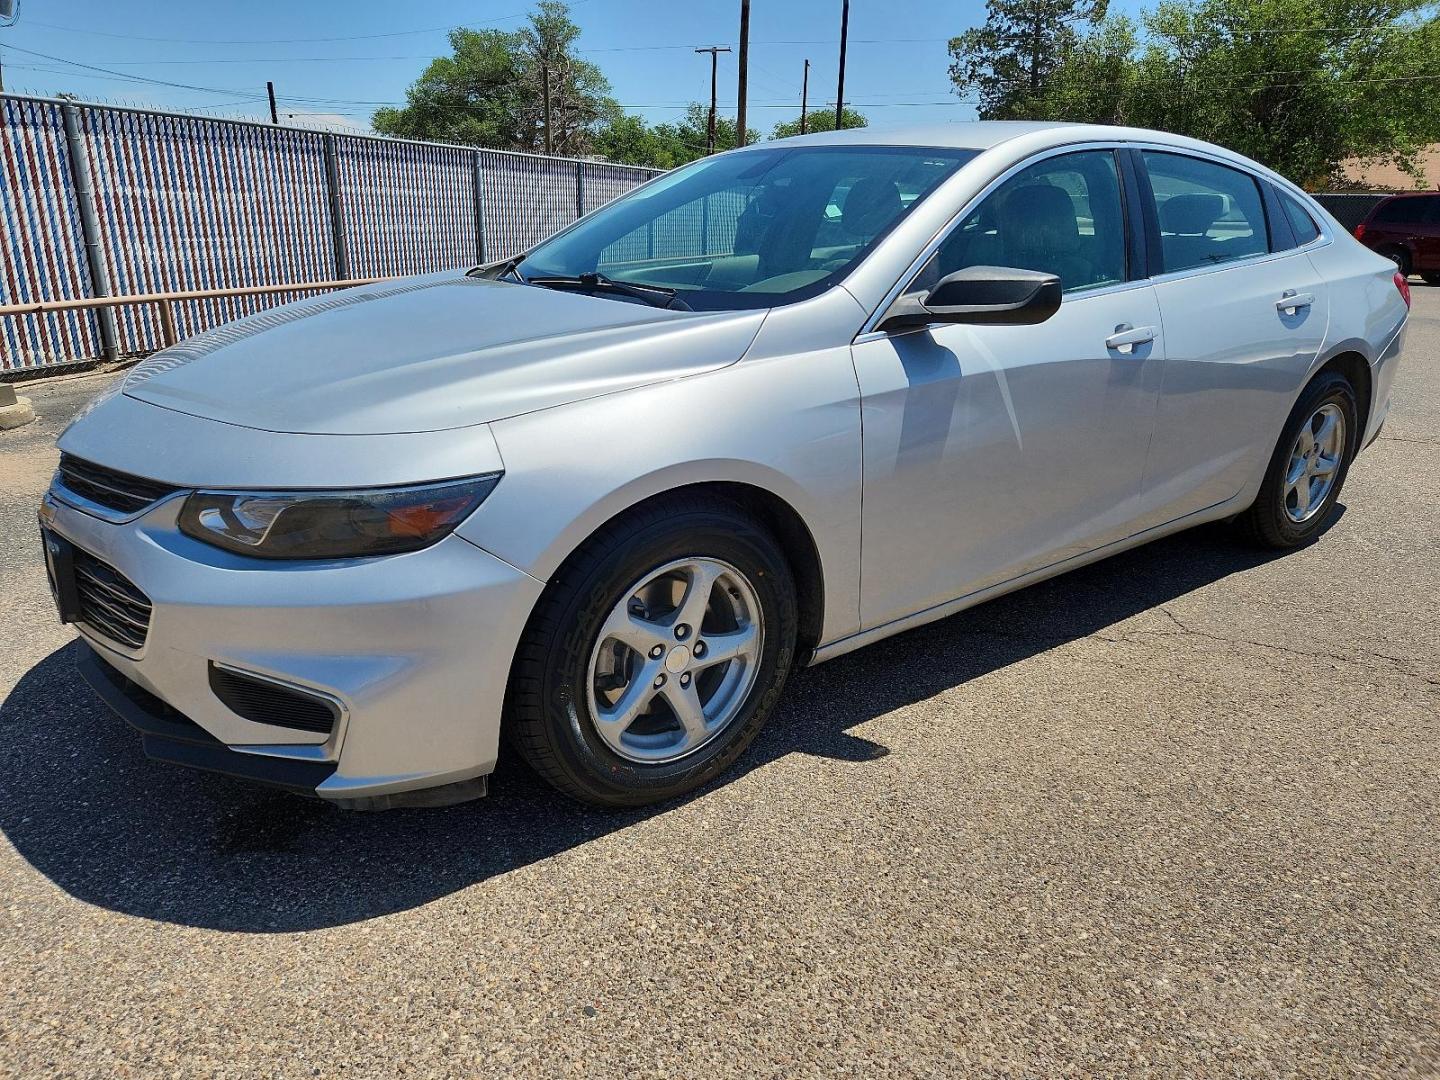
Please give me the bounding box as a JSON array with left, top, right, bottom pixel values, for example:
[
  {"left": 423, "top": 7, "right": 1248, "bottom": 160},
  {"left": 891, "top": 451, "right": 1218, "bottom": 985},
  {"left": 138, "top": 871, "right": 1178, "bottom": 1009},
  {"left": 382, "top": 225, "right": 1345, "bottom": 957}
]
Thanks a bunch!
[{"left": 1341, "top": 147, "right": 1440, "bottom": 191}]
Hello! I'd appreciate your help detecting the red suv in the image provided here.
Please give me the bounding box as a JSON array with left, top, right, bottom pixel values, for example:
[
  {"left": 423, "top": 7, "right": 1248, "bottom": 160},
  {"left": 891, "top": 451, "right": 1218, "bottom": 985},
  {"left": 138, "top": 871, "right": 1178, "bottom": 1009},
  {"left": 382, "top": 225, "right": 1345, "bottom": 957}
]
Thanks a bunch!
[{"left": 1354, "top": 193, "right": 1440, "bottom": 283}]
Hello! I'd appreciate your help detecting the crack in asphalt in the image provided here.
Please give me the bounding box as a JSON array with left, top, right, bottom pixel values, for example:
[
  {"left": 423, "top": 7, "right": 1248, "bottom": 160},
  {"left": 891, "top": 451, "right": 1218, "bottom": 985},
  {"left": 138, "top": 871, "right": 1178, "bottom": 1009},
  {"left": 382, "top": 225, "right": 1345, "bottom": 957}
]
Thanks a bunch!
[{"left": 1093, "top": 604, "right": 1440, "bottom": 689}]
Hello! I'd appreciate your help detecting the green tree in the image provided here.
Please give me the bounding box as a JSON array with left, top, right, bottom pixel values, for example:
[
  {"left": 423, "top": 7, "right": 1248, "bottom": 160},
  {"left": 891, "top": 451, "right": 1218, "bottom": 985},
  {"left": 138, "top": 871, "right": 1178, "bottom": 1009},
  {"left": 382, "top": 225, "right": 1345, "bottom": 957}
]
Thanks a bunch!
[
  {"left": 770, "top": 106, "right": 869, "bottom": 139},
  {"left": 948, "top": 0, "right": 1110, "bottom": 118},
  {"left": 373, "top": 1, "right": 614, "bottom": 155},
  {"left": 1027, "top": 0, "right": 1440, "bottom": 186}
]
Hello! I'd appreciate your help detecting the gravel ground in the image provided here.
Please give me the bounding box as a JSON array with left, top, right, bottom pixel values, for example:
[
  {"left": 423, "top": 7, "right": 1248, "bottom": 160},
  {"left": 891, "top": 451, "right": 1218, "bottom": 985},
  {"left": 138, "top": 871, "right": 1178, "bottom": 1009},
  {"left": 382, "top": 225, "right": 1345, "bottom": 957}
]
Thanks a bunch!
[{"left": 0, "top": 297, "right": 1436, "bottom": 1079}]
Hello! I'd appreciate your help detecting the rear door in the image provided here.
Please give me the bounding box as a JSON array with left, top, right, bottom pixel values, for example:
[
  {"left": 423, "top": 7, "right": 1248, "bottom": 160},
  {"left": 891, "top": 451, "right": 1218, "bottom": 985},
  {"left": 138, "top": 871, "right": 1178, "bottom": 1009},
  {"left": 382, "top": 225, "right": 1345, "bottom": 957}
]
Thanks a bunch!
[{"left": 1134, "top": 150, "right": 1330, "bottom": 527}]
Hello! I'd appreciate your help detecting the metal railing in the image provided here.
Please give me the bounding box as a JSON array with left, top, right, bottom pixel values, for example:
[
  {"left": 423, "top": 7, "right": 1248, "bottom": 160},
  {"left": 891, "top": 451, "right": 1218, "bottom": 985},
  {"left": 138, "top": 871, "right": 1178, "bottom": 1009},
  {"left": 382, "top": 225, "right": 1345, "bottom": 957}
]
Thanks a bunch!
[
  {"left": 0, "top": 92, "right": 662, "bottom": 374},
  {"left": 0, "top": 277, "right": 392, "bottom": 349}
]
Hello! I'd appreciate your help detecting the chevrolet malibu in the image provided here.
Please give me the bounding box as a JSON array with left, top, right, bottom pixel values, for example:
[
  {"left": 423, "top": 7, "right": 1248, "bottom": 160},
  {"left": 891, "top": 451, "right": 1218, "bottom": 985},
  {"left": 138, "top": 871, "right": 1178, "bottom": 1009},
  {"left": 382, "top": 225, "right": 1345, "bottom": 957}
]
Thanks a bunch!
[{"left": 42, "top": 122, "right": 1408, "bottom": 809}]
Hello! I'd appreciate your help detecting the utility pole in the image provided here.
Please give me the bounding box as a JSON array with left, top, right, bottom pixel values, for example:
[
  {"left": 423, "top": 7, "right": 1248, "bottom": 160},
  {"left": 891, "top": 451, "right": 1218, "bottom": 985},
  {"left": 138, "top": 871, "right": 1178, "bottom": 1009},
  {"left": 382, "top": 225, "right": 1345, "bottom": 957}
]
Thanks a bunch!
[
  {"left": 266, "top": 81, "right": 278, "bottom": 124},
  {"left": 694, "top": 45, "right": 731, "bottom": 155},
  {"left": 0, "top": 0, "right": 14, "bottom": 93},
  {"left": 735, "top": 0, "right": 750, "bottom": 148},
  {"left": 835, "top": 0, "right": 850, "bottom": 131},
  {"left": 541, "top": 62, "right": 553, "bottom": 155},
  {"left": 800, "top": 59, "right": 810, "bottom": 134}
]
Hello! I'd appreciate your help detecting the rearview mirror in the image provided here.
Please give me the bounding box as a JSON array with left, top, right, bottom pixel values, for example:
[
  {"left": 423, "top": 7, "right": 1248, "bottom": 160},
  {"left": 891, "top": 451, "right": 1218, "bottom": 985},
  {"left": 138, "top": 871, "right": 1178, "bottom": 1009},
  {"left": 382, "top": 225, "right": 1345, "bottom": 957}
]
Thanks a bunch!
[{"left": 878, "top": 266, "right": 1062, "bottom": 332}]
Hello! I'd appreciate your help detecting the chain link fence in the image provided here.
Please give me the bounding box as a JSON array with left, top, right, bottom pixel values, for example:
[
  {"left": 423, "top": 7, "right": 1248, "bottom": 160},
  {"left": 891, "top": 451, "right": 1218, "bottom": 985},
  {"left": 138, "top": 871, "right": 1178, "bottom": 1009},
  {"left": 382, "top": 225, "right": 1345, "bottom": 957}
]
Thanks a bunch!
[{"left": 1, "top": 93, "right": 661, "bottom": 374}]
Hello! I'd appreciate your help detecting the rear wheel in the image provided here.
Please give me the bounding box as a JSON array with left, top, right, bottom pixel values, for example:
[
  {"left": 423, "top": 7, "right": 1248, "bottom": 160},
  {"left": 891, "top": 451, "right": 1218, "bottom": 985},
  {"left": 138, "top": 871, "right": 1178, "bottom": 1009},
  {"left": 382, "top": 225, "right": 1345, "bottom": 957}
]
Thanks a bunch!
[
  {"left": 506, "top": 497, "right": 797, "bottom": 807},
  {"left": 1235, "top": 371, "right": 1357, "bottom": 549}
]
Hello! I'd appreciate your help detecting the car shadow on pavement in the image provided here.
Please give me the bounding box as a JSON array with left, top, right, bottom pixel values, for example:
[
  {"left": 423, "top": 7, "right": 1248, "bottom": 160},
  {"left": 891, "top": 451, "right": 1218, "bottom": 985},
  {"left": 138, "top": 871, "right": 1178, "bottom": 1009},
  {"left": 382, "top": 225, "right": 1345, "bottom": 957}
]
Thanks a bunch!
[{"left": 0, "top": 518, "right": 1323, "bottom": 932}]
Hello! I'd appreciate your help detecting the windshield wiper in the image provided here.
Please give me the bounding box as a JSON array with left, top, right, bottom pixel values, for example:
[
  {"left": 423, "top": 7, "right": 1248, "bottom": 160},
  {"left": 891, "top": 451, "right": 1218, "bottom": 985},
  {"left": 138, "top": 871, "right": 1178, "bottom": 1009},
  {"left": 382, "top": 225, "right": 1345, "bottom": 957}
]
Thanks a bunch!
[
  {"left": 525, "top": 272, "right": 691, "bottom": 311},
  {"left": 470, "top": 255, "right": 528, "bottom": 284}
]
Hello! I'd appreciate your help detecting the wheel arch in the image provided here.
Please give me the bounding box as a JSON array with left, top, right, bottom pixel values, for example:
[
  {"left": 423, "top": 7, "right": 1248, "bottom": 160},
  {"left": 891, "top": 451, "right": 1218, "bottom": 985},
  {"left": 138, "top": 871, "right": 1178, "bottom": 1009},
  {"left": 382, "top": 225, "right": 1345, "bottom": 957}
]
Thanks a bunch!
[
  {"left": 520, "top": 477, "right": 829, "bottom": 666},
  {"left": 1314, "top": 348, "right": 1373, "bottom": 449}
]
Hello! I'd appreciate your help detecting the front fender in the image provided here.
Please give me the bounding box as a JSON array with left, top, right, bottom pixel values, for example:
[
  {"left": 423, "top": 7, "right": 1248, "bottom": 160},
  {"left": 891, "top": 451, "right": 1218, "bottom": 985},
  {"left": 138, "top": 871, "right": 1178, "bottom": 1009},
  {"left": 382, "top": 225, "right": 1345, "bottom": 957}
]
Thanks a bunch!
[{"left": 457, "top": 349, "right": 866, "bottom": 646}]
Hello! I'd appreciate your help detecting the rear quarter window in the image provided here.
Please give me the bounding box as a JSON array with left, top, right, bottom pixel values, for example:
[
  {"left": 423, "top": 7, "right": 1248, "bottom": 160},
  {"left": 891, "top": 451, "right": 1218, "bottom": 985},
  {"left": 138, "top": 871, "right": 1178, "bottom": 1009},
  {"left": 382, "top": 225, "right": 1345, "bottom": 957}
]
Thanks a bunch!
[{"left": 1282, "top": 192, "right": 1322, "bottom": 245}]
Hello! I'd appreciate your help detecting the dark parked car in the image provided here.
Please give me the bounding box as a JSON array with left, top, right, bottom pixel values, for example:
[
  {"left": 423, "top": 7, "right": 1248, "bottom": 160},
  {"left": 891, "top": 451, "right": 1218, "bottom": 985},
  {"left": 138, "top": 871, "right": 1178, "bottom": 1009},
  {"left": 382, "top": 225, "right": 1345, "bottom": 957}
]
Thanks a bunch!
[{"left": 1354, "top": 193, "right": 1440, "bottom": 283}]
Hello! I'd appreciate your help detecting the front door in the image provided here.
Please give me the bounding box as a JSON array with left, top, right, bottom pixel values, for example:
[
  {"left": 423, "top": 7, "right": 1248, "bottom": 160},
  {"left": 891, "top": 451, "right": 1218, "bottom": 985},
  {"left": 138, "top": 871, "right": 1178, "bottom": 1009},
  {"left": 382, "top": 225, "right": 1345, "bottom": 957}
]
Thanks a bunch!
[{"left": 853, "top": 148, "right": 1165, "bottom": 630}]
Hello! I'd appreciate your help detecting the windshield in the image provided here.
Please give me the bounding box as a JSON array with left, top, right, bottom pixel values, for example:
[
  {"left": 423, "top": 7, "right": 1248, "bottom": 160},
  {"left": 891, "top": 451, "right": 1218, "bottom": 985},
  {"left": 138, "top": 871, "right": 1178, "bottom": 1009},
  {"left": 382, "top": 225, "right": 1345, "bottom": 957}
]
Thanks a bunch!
[{"left": 507, "top": 145, "right": 978, "bottom": 311}]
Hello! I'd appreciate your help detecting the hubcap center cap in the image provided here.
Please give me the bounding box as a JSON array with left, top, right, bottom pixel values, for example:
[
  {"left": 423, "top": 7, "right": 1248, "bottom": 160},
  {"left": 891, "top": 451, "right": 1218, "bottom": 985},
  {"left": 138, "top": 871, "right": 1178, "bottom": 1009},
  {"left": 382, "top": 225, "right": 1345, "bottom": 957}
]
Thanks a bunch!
[{"left": 665, "top": 645, "right": 691, "bottom": 673}]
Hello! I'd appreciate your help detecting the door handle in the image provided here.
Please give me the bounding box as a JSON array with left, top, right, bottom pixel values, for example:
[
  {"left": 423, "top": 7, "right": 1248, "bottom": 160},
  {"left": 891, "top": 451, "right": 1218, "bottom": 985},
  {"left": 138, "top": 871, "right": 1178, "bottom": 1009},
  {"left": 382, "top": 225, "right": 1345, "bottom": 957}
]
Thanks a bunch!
[
  {"left": 1276, "top": 290, "right": 1314, "bottom": 314},
  {"left": 1105, "top": 324, "right": 1156, "bottom": 353}
]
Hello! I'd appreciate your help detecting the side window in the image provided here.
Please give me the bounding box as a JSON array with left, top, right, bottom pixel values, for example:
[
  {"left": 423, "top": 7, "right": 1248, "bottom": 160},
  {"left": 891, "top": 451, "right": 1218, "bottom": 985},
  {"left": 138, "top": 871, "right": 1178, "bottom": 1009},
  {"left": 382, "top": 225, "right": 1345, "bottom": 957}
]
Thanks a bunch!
[
  {"left": 1142, "top": 152, "right": 1268, "bottom": 273},
  {"left": 916, "top": 149, "right": 1127, "bottom": 295},
  {"left": 1281, "top": 191, "right": 1321, "bottom": 246}
]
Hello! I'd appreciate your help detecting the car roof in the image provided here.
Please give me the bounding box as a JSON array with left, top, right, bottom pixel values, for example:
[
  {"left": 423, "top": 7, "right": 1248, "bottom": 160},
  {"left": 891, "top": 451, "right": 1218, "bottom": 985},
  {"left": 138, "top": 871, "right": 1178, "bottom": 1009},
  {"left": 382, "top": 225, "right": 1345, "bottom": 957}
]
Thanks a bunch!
[
  {"left": 755, "top": 121, "right": 1295, "bottom": 183},
  {"left": 766, "top": 121, "right": 1084, "bottom": 151}
]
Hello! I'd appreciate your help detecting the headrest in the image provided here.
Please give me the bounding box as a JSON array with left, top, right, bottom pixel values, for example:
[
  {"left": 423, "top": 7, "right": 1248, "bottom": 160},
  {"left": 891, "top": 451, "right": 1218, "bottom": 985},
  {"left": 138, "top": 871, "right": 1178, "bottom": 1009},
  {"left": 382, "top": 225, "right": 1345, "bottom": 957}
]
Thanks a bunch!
[
  {"left": 1160, "top": 193, "right": 1224, "bottom": 235},
  {"left": 841, "top": 177, "right": 903, "bottom": 238}
]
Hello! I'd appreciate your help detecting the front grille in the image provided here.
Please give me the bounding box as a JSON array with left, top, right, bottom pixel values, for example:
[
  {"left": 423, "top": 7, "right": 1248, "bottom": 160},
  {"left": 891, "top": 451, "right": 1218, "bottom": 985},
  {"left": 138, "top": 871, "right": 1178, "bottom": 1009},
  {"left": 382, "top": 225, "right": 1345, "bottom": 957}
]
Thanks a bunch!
[
  {"left": 57, "top": 453, "right": 182, "bottom": 515},
  {"left": 72, "top": 547, "right": 152, "bottom": 651},
  {"left": 209, "top": 665, "right": 339, "bottom": 736}
]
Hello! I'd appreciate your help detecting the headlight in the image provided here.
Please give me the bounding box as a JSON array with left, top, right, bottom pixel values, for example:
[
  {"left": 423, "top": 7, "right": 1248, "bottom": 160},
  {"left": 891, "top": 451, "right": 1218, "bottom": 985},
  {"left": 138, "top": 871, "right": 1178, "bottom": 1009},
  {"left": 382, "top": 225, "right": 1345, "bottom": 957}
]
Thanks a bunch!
[{"left": 177, "top": 474, "right": 501, "bottom": 559}]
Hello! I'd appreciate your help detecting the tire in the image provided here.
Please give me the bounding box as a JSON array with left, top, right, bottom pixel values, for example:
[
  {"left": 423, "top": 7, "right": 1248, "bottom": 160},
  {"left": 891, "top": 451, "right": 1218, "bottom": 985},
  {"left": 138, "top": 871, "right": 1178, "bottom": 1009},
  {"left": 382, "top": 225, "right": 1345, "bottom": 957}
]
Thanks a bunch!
[
  {"left": 1422, "top": 272, "right": 1440, "bottom": 287},
  {"left": 1234, "top": 371, "right": 1358, "bottom": 549},
  {"left": 505, "top": 496, "right": 798, "bottom": 807},
  {"left": 1379, "top": 246, "right": 1411, "bottom": 277}
]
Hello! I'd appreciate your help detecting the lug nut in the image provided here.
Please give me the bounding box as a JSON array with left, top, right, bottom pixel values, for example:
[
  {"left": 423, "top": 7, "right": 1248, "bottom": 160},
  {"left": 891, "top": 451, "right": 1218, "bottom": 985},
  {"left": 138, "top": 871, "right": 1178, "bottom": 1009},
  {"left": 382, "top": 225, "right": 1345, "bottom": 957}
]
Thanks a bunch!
[
  {"left": 693, "top": 641, "right": 707, "bottom": 658},
  {"left": 675, "top": 624, "right": 690, "bottom": 640},
  {"left": 649, "top": 645, "right": 664, "bottom": 659},
  {"left": 654, "top": 673, "right": 667, "bottom": 688},
  {"left": 680, "top": 673, "right": 691, "bottom": 688}
]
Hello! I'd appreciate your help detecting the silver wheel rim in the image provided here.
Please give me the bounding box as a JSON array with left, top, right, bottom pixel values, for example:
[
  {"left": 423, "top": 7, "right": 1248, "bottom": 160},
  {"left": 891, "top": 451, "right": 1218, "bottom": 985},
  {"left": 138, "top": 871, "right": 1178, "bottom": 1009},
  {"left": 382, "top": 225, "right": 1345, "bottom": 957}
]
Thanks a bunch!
[
  {"left": 585, "top": 557, "right": 765, "bottom": 764},
  {"left": 1283, "top": 402, "right": 1346, "bottom": 523}
]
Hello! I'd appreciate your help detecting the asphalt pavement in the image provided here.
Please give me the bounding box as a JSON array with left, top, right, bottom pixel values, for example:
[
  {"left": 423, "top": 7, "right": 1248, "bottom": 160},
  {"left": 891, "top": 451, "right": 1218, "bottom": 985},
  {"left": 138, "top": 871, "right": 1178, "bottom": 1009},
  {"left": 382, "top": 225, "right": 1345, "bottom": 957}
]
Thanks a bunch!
[{"left": 0, "top": 298, "right": 1436, "bottom": 1078}]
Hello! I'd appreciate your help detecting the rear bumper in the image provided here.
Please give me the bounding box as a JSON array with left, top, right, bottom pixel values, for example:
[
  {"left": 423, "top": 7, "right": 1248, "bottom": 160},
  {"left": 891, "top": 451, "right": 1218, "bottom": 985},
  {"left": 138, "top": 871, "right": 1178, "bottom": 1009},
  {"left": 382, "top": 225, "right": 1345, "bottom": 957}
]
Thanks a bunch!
[{"left": 1365, "top": 319, "right": 1406, "bottom": 450}]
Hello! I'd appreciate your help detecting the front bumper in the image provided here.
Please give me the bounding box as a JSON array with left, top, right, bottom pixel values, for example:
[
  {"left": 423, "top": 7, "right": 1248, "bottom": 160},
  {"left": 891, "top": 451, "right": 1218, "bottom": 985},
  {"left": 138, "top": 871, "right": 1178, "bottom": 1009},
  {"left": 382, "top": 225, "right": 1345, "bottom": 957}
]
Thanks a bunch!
[{"left": 43, "top": 488, "right": 545, "bottom": 806}]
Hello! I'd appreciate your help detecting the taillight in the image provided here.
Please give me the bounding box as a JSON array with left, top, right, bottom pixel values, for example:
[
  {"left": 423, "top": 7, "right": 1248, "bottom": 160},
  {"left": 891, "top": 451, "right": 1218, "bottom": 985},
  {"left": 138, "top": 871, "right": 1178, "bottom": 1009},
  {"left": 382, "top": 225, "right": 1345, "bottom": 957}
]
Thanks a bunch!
[
  {"left": 1394, "top": 270, "right": 1411, "bottom": 308},
  {"left": 1354, "top": 222, "right": 1367, "bottom": 241}
]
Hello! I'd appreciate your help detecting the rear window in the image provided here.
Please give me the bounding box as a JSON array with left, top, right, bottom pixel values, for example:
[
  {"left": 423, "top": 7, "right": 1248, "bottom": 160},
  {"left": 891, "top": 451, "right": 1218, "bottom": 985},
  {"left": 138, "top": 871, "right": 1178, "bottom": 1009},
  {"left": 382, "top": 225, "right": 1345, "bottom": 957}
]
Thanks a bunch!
[
  {"left": 1372, "top": 197, "right": 1432, "bottom": 225},
  {"left": 1142, "top": 151, "right": 1269, "bottom": 273}
]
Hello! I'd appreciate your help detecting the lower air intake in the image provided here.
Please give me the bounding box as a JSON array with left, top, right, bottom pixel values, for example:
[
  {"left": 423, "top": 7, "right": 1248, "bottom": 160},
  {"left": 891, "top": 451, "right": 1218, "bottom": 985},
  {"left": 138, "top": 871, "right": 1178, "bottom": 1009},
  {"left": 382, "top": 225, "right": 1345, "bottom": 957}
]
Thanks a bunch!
[{"left": 208, "top": 665, "right": 340, "bottom": 736}]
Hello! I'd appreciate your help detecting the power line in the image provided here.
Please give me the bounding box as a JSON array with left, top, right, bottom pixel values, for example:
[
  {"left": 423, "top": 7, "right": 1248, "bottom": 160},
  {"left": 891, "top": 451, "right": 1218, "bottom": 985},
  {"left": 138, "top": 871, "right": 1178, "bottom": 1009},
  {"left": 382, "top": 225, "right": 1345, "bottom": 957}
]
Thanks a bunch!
[{"left": 18, "top": 8, "right": 559, "bottom": 46}]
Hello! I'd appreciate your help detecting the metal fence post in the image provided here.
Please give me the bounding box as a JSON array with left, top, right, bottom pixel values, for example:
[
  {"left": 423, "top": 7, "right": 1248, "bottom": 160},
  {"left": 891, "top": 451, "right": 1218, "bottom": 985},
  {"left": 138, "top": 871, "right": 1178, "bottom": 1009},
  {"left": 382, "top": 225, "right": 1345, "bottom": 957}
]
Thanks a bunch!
[
  {"left": 473, "top": 151, "right": 487, "bottom": 265},
  {"left": 59, "top": 103, "right": 119, "bottom": 360},
  {"left": 322, "top": 134, "right": 351, "bottom": 280},
  {"left": 576, "top": 160, "right": 585, "bottom": 221}
]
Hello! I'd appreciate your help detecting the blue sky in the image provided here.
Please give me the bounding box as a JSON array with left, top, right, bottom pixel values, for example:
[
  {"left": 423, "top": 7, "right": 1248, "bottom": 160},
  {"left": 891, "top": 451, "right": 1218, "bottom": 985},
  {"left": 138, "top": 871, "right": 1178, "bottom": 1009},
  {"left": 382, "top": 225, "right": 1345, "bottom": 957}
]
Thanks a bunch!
[{"left": 0, "top": 0, "right": 1134, "bottom": 136}]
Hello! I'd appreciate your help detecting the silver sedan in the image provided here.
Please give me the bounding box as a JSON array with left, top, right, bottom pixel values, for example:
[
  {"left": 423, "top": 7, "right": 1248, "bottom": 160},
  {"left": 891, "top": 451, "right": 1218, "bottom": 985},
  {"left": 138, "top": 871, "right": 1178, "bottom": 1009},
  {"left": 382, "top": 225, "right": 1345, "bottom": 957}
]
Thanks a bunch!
[{"left": 41, "top": 122, "right": 1409, "bottom": 808}]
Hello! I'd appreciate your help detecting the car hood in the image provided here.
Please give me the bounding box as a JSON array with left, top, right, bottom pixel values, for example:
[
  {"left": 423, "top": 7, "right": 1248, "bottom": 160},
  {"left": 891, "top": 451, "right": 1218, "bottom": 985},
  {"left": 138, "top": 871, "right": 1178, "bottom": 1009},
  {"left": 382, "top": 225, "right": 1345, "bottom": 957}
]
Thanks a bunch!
[{"left": 121, "top": 272, "right": 767, "bottom": 435}]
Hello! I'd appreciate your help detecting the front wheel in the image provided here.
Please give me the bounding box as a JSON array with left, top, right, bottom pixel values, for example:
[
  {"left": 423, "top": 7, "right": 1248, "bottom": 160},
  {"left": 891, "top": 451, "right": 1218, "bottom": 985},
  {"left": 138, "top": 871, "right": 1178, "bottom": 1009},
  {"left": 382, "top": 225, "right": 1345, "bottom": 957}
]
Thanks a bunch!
[
  {"left": 506, "top": 497, "right": 798, "bottom": 807},
  {"left": 1234, "top": 371, "right": 1357, "bottom": 549}
]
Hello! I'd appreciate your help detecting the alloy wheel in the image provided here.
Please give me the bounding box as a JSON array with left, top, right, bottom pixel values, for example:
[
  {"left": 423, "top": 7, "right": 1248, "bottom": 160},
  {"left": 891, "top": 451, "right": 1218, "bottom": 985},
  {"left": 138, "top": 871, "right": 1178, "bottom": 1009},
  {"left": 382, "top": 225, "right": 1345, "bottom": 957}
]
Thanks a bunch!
[
  {"left": 1283, "top": 402, "right": 1346, "bottom": 523},
  {"left": 585, "top": 557, "right": 765, "bottom": 764}
]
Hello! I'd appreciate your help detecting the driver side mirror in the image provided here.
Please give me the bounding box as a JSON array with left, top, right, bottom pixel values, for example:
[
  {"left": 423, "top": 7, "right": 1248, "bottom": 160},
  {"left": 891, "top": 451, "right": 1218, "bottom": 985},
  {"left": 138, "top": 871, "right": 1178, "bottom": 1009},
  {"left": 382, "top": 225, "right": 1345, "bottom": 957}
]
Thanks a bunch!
[{"left": 878, "top": 265, "right": 1062, "bottom": 332}]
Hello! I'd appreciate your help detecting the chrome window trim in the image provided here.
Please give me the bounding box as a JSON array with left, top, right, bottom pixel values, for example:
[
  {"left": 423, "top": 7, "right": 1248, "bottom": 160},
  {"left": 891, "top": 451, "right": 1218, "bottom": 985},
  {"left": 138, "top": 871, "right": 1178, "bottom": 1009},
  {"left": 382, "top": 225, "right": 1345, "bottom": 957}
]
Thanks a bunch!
[{"left": 857, "top": 138, "right": 1333, "bottom": 338}]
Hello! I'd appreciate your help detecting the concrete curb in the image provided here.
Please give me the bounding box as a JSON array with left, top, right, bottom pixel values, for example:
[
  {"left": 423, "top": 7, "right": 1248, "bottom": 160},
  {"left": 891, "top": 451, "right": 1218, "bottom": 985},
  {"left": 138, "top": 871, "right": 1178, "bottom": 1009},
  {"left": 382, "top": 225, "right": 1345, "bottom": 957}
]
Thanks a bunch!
[{"left": 0, "top": 396, "right": 37, "bottom": 430}]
